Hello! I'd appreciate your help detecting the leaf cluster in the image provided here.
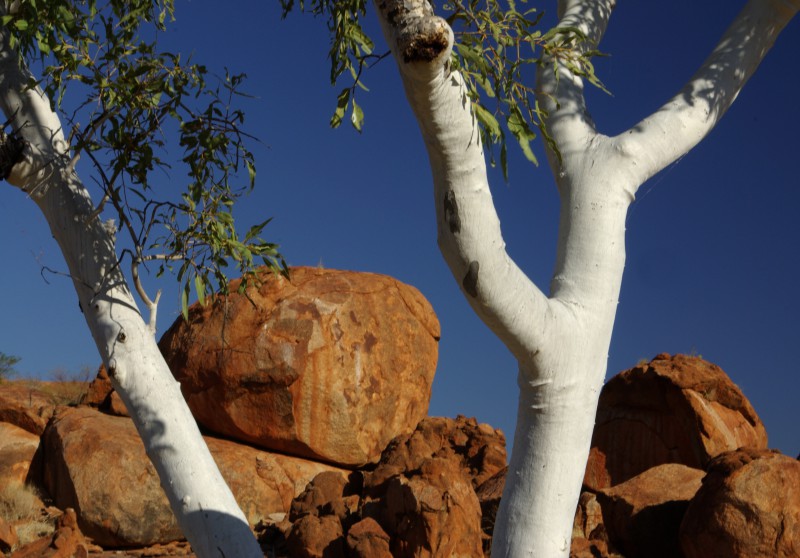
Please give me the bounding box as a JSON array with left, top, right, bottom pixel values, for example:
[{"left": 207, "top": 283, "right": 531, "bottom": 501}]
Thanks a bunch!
[
  {"left": 281, "top": 0, "right": 607, "bottom": 177},
  {"left": 279, "top": 0, "right": 377, "bottom": 132},
  {"left": 3, "top": 0, "right": 286, "bottom": 318},
  {"left": 446, "top": 0, "right": 547, "bottom": 177}
]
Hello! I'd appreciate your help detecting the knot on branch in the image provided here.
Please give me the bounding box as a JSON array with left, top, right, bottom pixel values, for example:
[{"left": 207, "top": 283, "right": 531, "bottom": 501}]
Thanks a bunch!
[
  {"left": 398, "top": 19, "right": 450, "bottom": 63},
  {"left": 378, "top": 0, "right": 452, "bottom": 63}
]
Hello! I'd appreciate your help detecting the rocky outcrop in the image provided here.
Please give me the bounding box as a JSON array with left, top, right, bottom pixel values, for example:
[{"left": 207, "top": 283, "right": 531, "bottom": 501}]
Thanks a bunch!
[
  {"left": 278, "top": 416, "right": 505, "bottom": 558},
  {"left": 476, "top": 466, "right": 506, "bottom": 553},
  {"left": 586, "top": 353, "right": 767, "bottom": 489},
  {"left": 0, "top": 383, "right": 59, "bottom": 435},
  {"left": 345, "top": 518, "right": 392, "bottom": 558},
  {"left": 680, "top": 448, "right": 800, "bottom": 558},
  {"left": 82, "top": 365, "right": 128, "bottom": 417},
  {"left": 596, "top": 463, "right": 705, "bottom": 558},
  {"left": 43, "top": 407, "right": 183, "bottom": 546},
  {"left": 0, "top": 422, "right": 41, "bottom": 487},
  {"left": 42, "top": 406, "right": 345, "bottom": 547},
  {"left": 9, "top": 508, "right": 88, "bottom": 558},
  {"left": 159, "top": 267, "right": 441, "bottom": 467},
  {"left": 572, "top": 491, "right": 607, "bottom": 546}
]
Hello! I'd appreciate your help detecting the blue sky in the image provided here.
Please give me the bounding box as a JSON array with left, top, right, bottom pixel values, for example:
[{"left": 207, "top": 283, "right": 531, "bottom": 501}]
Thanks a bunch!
[{"left": 1, "top": 1, "right": 798, "bottom": 458}]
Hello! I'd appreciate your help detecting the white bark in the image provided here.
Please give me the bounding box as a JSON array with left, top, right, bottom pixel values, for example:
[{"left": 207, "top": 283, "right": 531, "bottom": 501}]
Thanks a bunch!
[
  {"left": 0, "top": 22, "right": 262, "bottom": 558},
  {"left": 376, "top": 0, "right": 798, "bottom": 556}
]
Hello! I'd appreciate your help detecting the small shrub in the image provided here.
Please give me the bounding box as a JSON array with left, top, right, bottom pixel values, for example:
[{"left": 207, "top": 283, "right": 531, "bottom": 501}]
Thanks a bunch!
[{"left": 0, "top": 352, "right": 20, "bottom": 382}]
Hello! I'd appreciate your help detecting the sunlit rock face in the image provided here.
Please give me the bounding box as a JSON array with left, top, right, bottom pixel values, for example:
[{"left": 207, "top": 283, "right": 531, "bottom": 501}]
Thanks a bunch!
[
  {"left": 159, "top": 266, "right": 441, "bottom": 467},
  {"left": 680, "top": 448, "right": 800, "bottom": 558},
  {"left": 585, "top": 353, "right": 768, "bottom": 490}
]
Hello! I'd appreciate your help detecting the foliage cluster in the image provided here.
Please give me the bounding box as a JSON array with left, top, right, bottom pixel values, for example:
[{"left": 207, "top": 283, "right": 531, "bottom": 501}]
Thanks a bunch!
[
  {"left": 0, "top": 351, "right": 20, "bottom": 381},
  {"left": 1, "top": 0, "right": 285, "bottom": 317},
  {"left": 280, "top": 0, "right": 606, "bottom": 177}
]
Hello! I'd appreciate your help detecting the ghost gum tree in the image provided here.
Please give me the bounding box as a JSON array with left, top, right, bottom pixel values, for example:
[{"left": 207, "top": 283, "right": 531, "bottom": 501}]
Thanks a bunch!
[
  {"left": 0, "top": 1, "right": 282, "bottom": 556},
  {"left": 294, "top": 0, "right": 798, "bottom": 556}
]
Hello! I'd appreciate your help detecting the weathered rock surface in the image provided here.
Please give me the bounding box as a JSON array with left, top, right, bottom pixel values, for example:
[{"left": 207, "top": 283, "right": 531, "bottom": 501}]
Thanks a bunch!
[
  {"left": 596, "top": 463, "right": 705, "bottom": 558},
  {"left": 82, "top": 366, "right": 128, "bottom": 417},
  {"left": 282, "top": 416, "right": 503, "bottom": 558},
  {"left": 476, "top": 466, "right": 506, "bottom": 553},
  {"left": 0, "top": 422, "right": 41, "bottom": 487},
  {"left": 43, "top": 407, "right": 183, "bottom": 546},
  {"left": 572, "top": 491, "right": 607, "bottom": 544},
  {"left": 586, "top": 353, "right": 767, "bottom": 489},
  {"left": 370, "top": 415, "right": 507, "bottom": 490},
  {"left": 680, "top": 448, "right": 800, "bottom": 558},
  {"left": 159, "top": 267, "right": 441, "bottom": 467},
  {"left": 207, "top": 436, "right": 347, "bottom": 525},
  {"left": 286, "top": 514, "right": 346, "bottom": 558},
  {"left": 0, "top": 516, "right": 18, "bottom": 553},
  {"left": 0, "top": 383, "right": 59, "bottom": 435},
  {"left": 345, "top": 518, "right": 392, "bottom": 558},
  {"left": 10, "top": 508, "right": 88, "bottom": 558},
  {"left": 43, "top": 406, "right": 345, "bottom": 547}
]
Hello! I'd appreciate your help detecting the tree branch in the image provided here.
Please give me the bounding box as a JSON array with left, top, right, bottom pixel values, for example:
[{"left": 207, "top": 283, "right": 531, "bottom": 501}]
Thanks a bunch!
[
  {"left": 617, "top": 0, "right": 799, "bottom": 188},
  {"left": 374, "top": 0, "right": 553, "bottom": 364},
  {"left": 131, "top": 258, "right": 161, "bottom": 336},
  {"left": 536, "top": 0, "right": 616, "bottom": 178}
]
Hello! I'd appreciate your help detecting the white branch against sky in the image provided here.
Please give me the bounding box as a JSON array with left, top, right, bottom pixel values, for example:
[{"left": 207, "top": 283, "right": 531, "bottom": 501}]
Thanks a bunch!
[
  {"left": 0, "top": 13, "right": 262, "bottom": 558},
  {"left": 377, "top": 0, "right": 799, "bottom": 556},
  {"left": 374, "top": 0, "right": 554, "bottom": 365}
]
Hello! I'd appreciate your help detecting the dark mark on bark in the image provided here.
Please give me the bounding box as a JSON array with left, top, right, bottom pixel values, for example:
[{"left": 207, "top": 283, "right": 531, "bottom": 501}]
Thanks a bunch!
[
  {"left": 444, "top": 191, "right": 461, "bottom": 233},
  {"left": 462, "top": 261, "right": 479, "bottom": 298},
  {"left": 0, "top": 129, "right": 26, "bottom": 181}
]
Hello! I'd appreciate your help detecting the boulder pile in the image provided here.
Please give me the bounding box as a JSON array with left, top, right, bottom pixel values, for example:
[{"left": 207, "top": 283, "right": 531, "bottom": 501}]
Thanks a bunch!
[{"left": 0, "top": 268, "right": 797, "bottom": 557}]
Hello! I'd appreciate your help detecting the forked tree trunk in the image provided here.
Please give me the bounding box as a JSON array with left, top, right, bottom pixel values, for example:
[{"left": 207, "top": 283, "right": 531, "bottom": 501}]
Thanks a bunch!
[
  {"left": 375, "top": 0, "right": 798, "bottom": 556},
  {"left": 0, "top": 19, "right": 262, "bottom": 558}
]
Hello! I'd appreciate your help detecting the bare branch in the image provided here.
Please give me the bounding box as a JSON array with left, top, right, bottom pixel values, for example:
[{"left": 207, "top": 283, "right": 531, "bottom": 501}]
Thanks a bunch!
[
  {"left": 374, "top": 0, "right": 553, "bottom": 363},
  {"left": 131, "top": 258, "right": 161, "bottom": 336},
  {"left": 617, "top": 0, "right": 799, "bottom": 188},
  {"left": 536, "top": 0, "right": 616, "bottom": 177}
]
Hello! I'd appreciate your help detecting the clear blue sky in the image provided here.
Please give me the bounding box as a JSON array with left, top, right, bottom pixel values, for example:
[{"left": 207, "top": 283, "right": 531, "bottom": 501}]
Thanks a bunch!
[{"left": 1, "top": 1, "right": 798, "bottom": 459}]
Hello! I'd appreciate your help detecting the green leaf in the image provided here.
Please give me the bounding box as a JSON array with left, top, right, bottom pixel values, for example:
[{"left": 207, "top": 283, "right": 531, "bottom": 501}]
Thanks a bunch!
[
  {"left": 507, "top": 108, "right": 538, "bottom": 165},
  {"left": 473, "top": 103, "right": 501, "bottom": 139},
  {"left": 330, "top": 88, "right": 350, "bottom": 128},
  {"left": 350, "top": 98, "right": 364, "bottom": 132},
  {"left": 181, "top": 283, "right": 190, "bottom": 320},
  {"left": 245, "top": 160, "right": 256, "bottom": 190},
  {"left": 195, "top": 275, "right": 206, "bottom": 305}
]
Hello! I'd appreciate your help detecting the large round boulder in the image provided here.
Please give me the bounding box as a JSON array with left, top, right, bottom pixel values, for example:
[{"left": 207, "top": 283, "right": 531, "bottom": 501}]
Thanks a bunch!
[
  {"left": 585, "top": 353, "right": 767, "bottom": 489},
  {"left": 43, "top": 406, "right": 345, "bottom": 547},
  {"left": 680, "top": 448, "right": 800, "bottom": 558},
  {"left": 159, "top": 267, "right": 441, "bottom": 467}
]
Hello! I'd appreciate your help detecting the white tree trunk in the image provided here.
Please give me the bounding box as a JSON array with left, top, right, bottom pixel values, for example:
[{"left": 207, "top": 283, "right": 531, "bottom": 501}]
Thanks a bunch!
[
  {"left": 376, "top": 0, "right": 798, "bottom": 556},
  {"left": 0, "top": 23, "right": 262, "bottom": 558}
]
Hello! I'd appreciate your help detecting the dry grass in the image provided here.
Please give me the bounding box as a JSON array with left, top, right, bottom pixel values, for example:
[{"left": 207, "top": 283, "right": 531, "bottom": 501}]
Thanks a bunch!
[
  {"left": 0, "top": 481, "right": 54, "bottom": 547},
  {"left": 39, "top": 381, "right": 91, "bottom": 406},
  {"left": 0, "top": 481, "right": 41, "bottom": 523},
  {"left": 14, "top": 519, "right": 55, "bottom": 547},
  {"left": 43, "top": 366, "right": 93, "bottom": 405}
]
